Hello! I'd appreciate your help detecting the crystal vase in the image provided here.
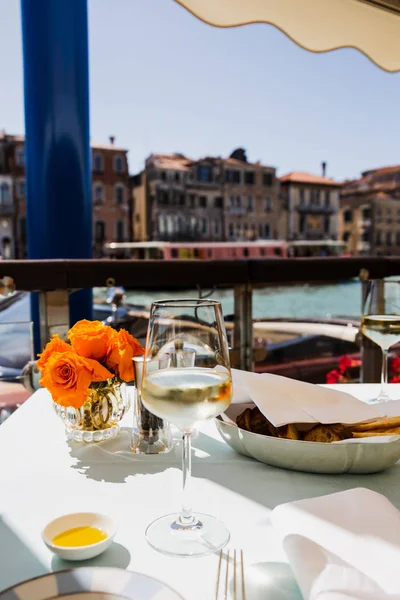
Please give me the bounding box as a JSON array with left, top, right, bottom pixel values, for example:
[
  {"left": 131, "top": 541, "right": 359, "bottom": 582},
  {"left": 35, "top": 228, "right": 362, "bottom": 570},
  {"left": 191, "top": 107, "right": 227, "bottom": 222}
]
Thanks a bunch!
[{"left": 53, "top": 380, "right": 129, "bottom": 443}]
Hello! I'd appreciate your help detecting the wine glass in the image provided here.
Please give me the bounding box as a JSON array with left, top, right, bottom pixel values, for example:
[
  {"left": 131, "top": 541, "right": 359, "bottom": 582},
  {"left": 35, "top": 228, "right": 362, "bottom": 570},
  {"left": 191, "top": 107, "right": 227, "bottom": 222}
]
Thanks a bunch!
[
  {"left": 141, "top": 299, "right": 232, "bottom": 557},
  {"left": 361, "top": 279, "right": 400, "bottom": 402}
]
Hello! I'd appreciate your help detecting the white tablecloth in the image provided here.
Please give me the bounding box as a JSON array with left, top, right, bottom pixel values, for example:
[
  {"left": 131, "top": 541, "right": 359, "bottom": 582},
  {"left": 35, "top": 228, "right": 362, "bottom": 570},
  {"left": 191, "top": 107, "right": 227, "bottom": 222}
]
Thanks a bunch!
[{"left": 0, "top": 384, "right": 400, "bottom": 599}]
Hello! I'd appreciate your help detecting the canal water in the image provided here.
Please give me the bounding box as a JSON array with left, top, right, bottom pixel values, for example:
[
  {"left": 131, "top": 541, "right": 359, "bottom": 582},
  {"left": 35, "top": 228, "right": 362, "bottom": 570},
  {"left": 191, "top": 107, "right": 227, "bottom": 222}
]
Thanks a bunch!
[{"left": 99, "top": 279, "right": 362, "bottom": 320}]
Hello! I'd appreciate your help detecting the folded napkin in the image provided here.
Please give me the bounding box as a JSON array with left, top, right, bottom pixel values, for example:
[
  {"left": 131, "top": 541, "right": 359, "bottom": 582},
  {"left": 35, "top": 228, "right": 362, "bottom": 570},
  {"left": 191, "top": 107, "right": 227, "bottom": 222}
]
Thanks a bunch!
[
  {"left": 271, "top": 488, "right": 400, "bottom": 600},
  {"left": 231, "top": 368, "right": 398, "bottom": 428}
]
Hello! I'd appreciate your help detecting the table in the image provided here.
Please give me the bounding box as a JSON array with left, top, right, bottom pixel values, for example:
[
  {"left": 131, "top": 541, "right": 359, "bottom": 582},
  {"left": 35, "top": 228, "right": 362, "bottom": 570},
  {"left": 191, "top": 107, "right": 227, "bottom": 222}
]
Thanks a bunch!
[{"left": 1, "top": 384, "right": 400, "bottom": 599}]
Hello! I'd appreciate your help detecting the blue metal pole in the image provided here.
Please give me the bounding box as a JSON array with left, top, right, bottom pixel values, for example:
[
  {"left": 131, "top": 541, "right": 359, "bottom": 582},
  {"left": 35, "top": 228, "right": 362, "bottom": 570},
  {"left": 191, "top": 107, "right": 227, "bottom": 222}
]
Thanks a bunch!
[{"left": 20, "top": 0, "right": 92, "bottom": 354}]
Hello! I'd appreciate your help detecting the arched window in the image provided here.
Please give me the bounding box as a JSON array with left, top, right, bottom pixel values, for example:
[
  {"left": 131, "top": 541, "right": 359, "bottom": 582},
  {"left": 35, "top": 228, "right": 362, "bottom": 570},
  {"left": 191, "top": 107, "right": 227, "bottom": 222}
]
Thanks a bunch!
[
  {"left": 15, "top": 146, "right": 25, "bottom": 167},
  {"left": 93, "top": 153, "right": 104, "bottom": 172},
  {"left": 114, "top": 155, "right": 124, "bottom": 173},
  {"left": 115, "top": 184, "right": 124, "bottom": 205},
  {"left": 116, "top": 220, "right": 124, "bottom": 242},
  {"left": 93, "top": 183, "right": 104, "bottom": 205},
  {"left": 94, "top": 220, "right": 105, "bottom": 242},
  {"left": 0, "top": 183, "right": 10, "bottom": 204}
]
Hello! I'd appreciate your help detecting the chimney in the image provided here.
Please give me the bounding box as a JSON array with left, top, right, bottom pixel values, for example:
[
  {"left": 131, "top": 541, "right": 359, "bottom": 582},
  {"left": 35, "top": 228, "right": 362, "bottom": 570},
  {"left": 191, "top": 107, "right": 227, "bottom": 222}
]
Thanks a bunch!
[
  {"left": 109, "top": 136, "right": 115, "bottom": 145},
  {"left": 321, "top": 161, "right": 327, "bottom": 177}
]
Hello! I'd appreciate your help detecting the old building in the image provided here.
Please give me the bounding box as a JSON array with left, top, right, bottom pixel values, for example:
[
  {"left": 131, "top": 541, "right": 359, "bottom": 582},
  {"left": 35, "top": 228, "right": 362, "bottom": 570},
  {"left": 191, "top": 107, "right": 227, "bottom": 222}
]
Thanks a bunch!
[
  {"left": 131, "top": 148, "right": 279, "bottom": 242},
  {"left": 0, "top": 131, "right": 131, "bottom": 258},
  {"left": 339, "top": 165, "right": 400, "bottom": 255},
  {"left": 279, "top": 169, "right": 341, "bottom": 246}
]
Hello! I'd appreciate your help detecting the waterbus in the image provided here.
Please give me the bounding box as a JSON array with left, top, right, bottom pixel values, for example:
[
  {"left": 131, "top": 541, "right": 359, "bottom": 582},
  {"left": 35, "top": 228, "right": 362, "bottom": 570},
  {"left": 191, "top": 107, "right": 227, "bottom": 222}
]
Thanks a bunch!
[{"left": 105, "top": 240, "right": 346, "bottom": 260}]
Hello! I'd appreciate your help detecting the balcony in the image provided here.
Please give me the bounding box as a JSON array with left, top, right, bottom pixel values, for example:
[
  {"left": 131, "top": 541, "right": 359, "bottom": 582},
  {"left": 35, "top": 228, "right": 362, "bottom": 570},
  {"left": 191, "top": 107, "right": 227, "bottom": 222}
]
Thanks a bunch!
[
  {"left": 297, "top": 204, "right": 335, "bottom": 215},
  {"left": 228, "top": 206, "right": 246, "bottom": 216},
  {"left": 0, "top": 203, "right": 16, "bottom": 216}
]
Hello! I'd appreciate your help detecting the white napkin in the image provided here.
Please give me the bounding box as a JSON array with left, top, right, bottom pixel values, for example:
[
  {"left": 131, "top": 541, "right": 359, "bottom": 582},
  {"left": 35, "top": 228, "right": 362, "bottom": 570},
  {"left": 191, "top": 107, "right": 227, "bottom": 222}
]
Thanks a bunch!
[
  {"left": 231, "top": 368, "right": 396, "bottom": 427},
  {"left": 271, "top": 488, "right": 400, "bottom": 600}
]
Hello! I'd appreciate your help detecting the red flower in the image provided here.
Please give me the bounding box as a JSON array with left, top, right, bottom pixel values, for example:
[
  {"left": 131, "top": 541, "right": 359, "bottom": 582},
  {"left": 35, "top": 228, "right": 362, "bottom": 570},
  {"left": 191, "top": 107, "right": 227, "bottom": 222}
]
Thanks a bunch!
[
  {"left": 326, "top": 369, "right": 341, "bottom": 384},
  {"left": 390, "top": 375, "right": 400, "bottom": 384},
  {"left": 338, "top": 355, "right": 352, "bottom": 374},
  {"left": 392, "top": 357, "right": 400, "bottom": 374}
]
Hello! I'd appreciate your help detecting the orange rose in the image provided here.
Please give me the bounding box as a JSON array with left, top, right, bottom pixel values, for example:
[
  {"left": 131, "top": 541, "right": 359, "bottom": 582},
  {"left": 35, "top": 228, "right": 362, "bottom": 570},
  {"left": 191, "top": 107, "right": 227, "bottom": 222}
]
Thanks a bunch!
[
  {"left": 37, "top": 335, "right": 71, "bottom": 372},
  {"left": 40, "top": 351, "right": 113, "bottom": 409},
  {"left": 106, "top": 328, "right": 144, "bottom": 382},
  {"left": 68, "top": 319, "right": 117, "bottom": 361}
]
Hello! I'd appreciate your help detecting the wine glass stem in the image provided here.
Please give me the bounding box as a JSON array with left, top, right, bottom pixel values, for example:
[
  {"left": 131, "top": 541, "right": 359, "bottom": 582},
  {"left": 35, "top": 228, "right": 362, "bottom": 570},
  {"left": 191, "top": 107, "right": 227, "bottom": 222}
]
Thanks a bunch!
[
  {"left": 381, "top": 348, "right": 389, "bottom": 397},
  {"left": 179, "top": 431, "right": 194, "bottom": 525}
]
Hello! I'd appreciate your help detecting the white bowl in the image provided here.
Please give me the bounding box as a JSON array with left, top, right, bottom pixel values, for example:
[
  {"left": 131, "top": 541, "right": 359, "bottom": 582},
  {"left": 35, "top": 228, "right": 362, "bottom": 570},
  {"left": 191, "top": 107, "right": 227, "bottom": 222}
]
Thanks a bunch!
[{"left": 42, "top": 512, "right": 117, "bottom": 561}]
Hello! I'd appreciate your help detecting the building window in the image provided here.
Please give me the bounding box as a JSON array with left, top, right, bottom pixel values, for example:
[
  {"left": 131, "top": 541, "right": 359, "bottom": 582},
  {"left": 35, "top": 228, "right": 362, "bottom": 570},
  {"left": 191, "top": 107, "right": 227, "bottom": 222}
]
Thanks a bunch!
[
  {"left": 158, "top": 215, "right": 166, "bottom": 234},
  {"left": 300, "top": 215, "right": 306, "bottom": 234},
  {"left": 198, "top": 166, "right": 212, "bottom": 182},
  {"left": 264, "top": 196, "right": 272, "bottom": 212},
  {"left": 386, "top": 231, "right": 392, "bottom": 246},
  {"left": 214, "top": 197, "right": 223, "bottom": 208},
  {"left": 225, "top": 170, "right": 241, "bottom": 184},
  {"left": 175, "top": 172, "right": 180, "bottom": 182},
  {"left": 235, "top": 223, "right": 241, "bottom": 238},
  {"left": 311, "top": 190, "right": 320, "bottom": 205},
  {"left": 93, "top": 153, "right": 104, "bottom": 172},
  {"left": 15, "top": 146, "right": 25, "bottom": 167},
  {"left": 264, "top": 223, "right": 271, "bottom": 238},
  {"left": 95, "top": 220, "right": 105, "bottom": 242},
  {"left": 17, "top": 179, "right": 26, "bottom": 199},
  {"left": 343, "top": 231, "right": 350, "bottom": 242},
  {"left": 376, "top": 231, "right": 382, "bottom": 246},
  {"left": 188, "top": 194, "right": 195, "bottom": 208},
  {"left": 19, "top": 217, "right": 26, "bottom": 243},
  {"left": 93, "top": 183, "right": 104, "bottom": 205},
  {"left": 114, "top": 155, "right": 124, "bottom": 173},
  {"left": 343, "top": 209, "right": 353, "bottom": 223},
  {"left": 247, "top": 196, "right": 254, "bottom": 211},
  {"left": 263, "top": 172, "right": 273, "bottom": 186},
  {"left": 299, "top": 189, "right": 305, "bottom": 205},
  {"left": 244, "top": 171, "right": 255, "bottom": 185},
  {"left": 160, "top": 171, "right": 166, "bottom": 181},
  {"left": 362, "top": 230, "right": 370, "bottom": 242},
  {"left": 179, "top": 193, "right": 185, "bottom": 206},
  {"left": 396, "top": 232, "right": 400, "bottom": 246},
  {"left": 228, "top": 223, "right": 234, "bottom": 238},
  {"left": 115, "top": 184, "right": 124, "bottom": 205},
  {"left": 116, "top": 220, "right": 124, "bottom": 242},
  {"left": 0, "top": 183, "right": 10, "bottom": 204},
  {"left": 362, "top": 207, "right": 371, "bottom": 219},
  {"left": 325, "top": 191, "right": 330, "bottom": 206},
  {"left": 199, "top": 196, "right": 207, "bottom": 208},
  {"left": 202, "top": 217, "right": 208, "bottom": 234},
  {"left": 324, "top": 217, "right": 330, "bottom": 234},
  {"left": 214, "top": 220, "right": 221, "bottom": 236}
]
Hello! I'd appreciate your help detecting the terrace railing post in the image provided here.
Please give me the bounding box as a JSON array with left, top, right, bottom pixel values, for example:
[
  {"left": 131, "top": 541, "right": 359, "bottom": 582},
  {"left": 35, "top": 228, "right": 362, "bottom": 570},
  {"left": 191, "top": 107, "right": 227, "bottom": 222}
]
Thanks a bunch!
[
  {"left": 38, "top": 291, "right": 70, "bottom": 348},
  {"left": 234, "top": 284, "right": 253, "bottom": 371},
  {"left": 20, "top": 0, "right": 92, "bottom": 354},
  {"left": 359, "top": 269, "right": 381, "bottom": 383}
]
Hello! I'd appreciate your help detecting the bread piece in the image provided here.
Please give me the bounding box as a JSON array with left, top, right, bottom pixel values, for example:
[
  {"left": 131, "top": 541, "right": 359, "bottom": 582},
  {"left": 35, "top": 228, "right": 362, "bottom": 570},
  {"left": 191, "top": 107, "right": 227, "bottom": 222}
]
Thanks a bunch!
[
  {"left": 352, "top": 416, "right": 400, "bottom": 432},
  {"left": 304, "top": 424, "right": 352, "bottom": 443},
  {"left": 236, "top": 408, "right": 252, "bottom": 432},
  {"left": 277, "top": 424, "right": 300, "bottom": 440},
  {"left": 236, "top": 407, "right": 277, "bottom": 437}
]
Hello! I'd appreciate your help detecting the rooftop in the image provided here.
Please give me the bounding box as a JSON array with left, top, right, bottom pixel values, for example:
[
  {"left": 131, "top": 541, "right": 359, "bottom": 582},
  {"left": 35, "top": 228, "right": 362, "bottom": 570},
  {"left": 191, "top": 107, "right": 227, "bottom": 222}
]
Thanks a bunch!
[
  {"left": 146, "top": 153, "right": 192, "bottom": 171},
  {"left": 280, "top": 171, "right": 341, "bottom": 186},
  {"left": 0, "top": 131, "right": 128, "bottom": 152}
]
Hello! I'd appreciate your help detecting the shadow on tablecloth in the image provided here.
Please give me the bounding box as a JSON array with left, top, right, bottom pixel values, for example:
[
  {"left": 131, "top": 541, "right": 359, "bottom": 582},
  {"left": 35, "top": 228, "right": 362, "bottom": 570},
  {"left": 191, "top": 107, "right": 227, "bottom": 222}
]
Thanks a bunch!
[{"left": 0, "top": 515, "right": 49, "bottom": 592}]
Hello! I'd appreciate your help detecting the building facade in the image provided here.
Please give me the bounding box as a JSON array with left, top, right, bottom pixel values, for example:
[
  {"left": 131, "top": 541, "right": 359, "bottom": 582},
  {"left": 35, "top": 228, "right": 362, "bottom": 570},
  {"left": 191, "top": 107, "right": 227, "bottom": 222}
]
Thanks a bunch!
[
  {"left": 339, "top": 165, "right": 400, "bottom": 255},
  {"left": 279, "top": 171, "right": 341, "bottom": 247},
  {"left": 0, "top": 131, "right": 131, "bottom": 258},
  {"left": 131, "top": 148, "right": 279, "bottom": 242}
]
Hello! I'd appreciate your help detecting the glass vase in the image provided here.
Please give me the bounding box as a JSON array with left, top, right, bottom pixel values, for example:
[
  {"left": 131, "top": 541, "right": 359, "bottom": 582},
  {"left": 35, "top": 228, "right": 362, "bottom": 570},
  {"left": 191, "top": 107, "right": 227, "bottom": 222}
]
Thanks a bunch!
[{"left": 53, "top": 380, "right": 129, "bottom": 443}]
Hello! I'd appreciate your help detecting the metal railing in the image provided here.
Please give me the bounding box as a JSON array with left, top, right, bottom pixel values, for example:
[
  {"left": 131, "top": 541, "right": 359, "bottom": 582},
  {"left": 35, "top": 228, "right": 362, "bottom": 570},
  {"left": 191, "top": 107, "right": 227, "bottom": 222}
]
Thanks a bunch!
[{"left": 0, "top": 256, "right": 399, "bottom": 378}]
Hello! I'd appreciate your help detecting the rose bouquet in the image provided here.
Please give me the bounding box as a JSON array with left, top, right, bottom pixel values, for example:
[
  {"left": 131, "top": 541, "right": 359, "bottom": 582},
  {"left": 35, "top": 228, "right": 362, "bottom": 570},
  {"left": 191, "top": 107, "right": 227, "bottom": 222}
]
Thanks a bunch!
[{"left": 37, "top": 320, "right": 144, "bottom": 441}]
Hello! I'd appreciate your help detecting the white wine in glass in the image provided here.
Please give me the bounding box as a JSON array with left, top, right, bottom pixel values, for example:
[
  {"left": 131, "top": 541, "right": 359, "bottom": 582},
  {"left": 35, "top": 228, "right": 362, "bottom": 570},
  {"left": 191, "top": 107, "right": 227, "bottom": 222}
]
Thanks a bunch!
[
  {"left": 141, "top": 299, "right": 232, "bottom": 557},
  {"left": 361, "top": 280, "right": 400, "bottom": 402}
]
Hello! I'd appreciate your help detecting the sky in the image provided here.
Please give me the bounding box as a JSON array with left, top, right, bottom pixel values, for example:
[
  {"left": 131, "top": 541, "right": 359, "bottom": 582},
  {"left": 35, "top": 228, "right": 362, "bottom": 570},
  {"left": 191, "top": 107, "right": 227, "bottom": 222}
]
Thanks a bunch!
[{"left": 0, "top": 0, "right": 399, "bottom": 181}]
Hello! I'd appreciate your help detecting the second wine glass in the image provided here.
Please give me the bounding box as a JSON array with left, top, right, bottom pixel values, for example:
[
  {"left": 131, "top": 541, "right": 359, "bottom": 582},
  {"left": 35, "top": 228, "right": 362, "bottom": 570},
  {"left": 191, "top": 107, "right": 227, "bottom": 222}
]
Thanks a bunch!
[
  {"left": 141, "top": 298, "right": 232, "bottom": 557},
  {"left": 361, "top": 279, "right": 400, "bottom": 402}
]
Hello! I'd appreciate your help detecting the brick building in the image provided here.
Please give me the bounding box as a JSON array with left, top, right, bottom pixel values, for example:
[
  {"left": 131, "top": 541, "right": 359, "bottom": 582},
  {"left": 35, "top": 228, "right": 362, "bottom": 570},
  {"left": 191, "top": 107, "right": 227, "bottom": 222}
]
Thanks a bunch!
[
  {"left": 0, "top": 132, "right": 130, "bottom": 258},
  {"left": 339, "top": 165, "right": 400, "bottom": 255},
  {"left": 131, "top": 148, "right": 279, "bottom": 242}
]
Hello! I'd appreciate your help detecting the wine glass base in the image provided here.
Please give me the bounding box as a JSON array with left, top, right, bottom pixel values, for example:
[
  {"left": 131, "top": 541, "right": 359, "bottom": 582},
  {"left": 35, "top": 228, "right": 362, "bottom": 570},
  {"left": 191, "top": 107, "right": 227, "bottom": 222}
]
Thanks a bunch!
[{"left": 145, "top": 512, "right": 230, "bottom": 557}]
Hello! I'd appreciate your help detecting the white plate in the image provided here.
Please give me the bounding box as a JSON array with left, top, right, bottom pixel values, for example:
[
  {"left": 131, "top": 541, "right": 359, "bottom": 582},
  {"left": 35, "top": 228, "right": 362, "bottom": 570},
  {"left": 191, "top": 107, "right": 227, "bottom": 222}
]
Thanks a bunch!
[
  {"left": 216, "top": 404, "right": 400, "bottom": 474},
  {"left": 0, "top": 567, "right": 184, "bottom": 599}
]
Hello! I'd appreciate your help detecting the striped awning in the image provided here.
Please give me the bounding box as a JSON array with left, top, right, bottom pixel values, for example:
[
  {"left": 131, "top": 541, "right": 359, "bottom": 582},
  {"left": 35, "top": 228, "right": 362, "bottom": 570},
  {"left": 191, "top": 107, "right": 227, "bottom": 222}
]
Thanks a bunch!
[{"left": 174, "top": 0, "right": 400, "bottom": 72}]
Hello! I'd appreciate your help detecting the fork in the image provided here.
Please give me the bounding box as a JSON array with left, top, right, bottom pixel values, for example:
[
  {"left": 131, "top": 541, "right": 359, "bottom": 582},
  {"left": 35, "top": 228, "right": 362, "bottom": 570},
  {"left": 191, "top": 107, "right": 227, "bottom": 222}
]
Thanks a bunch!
[{"left": 215, "top": 549, "right": 246, "bottom": 600}]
